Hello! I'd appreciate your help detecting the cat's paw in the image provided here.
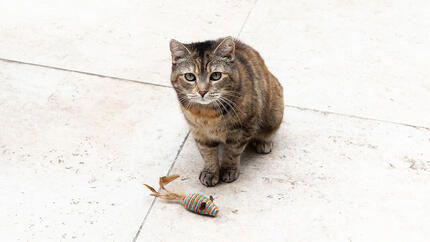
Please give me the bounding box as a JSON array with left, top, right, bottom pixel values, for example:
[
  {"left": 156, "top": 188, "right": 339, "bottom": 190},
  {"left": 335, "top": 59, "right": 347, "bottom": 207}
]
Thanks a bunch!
[
  {"left": 252, "top": 140, "right": 273, "bottom": 154},
  {"left": 199, "top": 170, "right": 219, "bottom": 187},
  {"left": 220, "top": 167, "right": 240, "bottom": 183}
]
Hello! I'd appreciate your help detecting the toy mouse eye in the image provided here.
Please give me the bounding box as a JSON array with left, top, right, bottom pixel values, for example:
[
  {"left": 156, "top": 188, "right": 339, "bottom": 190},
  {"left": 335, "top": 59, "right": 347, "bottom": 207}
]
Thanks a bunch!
[
  {"left": 210, "top": 72, "right": 222, "bottom": 81},
  {"left": 199, "top": 202, "right": 206, "bottom": 210},
  {"left": 184, "top": 73, "right": 196, "bottom": 81}
]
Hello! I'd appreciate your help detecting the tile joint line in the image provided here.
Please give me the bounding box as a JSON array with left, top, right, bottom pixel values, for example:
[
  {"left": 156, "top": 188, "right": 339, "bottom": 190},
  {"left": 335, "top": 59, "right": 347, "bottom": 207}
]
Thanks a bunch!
[
  {"left": 1, "top": 57, "right": 427, "bottom": 130},
  {"left": 0, "top": 57, "right": 172, "bottom": 89},
  {"left": 237, "top": 0, "right": 258, "bottom": 38},
  {"left": 132, "top": 131, "right": 190, "bottom": 242},
  {"left": 285, "top": 104, "right": 430, "bottom": 130}
]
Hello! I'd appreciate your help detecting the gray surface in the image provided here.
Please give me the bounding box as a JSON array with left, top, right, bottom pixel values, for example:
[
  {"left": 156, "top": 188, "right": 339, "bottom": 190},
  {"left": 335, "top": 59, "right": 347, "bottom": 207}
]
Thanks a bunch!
[{"left": 0, "top": 0, "right": 429, "bottom": 241}]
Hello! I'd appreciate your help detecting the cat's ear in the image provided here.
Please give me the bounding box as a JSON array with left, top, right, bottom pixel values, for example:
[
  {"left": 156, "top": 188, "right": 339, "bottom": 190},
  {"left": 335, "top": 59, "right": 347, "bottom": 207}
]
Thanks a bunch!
[
  {"left": 214, "top": 36, "right": 235, "bottom": 62},
  {"left": 170, "top": 39, "right": 191, "bottom": 64}
]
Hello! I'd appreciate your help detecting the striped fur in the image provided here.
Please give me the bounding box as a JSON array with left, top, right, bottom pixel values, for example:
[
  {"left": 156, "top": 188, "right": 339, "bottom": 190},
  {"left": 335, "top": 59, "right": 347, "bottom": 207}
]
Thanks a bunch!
[{"left": 170, "top": 37, "right": 284, "bottom": 187}]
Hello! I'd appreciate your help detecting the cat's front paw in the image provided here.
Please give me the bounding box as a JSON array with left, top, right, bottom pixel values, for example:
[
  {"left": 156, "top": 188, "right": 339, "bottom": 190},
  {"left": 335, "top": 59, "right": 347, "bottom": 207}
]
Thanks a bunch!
[
  {"left": 220, "top": 167, "right": 240, "bottom": 183},
  {"left": 199, "top": 170, "right": 219, "bottom": 187}
]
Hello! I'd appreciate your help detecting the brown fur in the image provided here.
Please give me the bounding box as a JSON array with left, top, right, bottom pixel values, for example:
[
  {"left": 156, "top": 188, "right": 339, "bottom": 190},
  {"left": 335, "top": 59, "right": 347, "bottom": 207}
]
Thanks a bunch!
[{"left": 170, "top": 37, "right": 284, "bottom": 186}]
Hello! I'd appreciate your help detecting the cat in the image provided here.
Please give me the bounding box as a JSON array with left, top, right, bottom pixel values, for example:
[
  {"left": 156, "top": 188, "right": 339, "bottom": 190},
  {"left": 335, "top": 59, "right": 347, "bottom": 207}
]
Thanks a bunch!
[{"left": 169, "top": 36, "right": 284, "bottom": 186}]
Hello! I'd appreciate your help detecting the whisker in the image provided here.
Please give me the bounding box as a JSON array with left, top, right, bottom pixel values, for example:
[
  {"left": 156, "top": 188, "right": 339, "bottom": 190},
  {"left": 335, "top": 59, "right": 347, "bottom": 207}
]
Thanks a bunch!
[
  {"left": 216, "top": 99, "right": 228, "bottom": 116},
  {"left": 219, "top": 98, "right": 242, "bottom": 126},
  {"left": 214, "top": 100, "right": 227, "bottom": 128},
  {"left": 223, "top": 90, "right": 242, "bottom": 95},
  {"left": 220, "top": 96, "right": 245, "bottom": 116},
  {"left": 222, "top": 92, "right": 242, "bottom": 99}
]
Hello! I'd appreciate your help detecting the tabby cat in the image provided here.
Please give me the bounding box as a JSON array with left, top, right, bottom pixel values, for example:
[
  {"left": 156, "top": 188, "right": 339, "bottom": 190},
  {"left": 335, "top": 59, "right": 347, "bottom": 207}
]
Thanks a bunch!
[{"left": 169, "top": 37, "right": 284, "bottom": 186}]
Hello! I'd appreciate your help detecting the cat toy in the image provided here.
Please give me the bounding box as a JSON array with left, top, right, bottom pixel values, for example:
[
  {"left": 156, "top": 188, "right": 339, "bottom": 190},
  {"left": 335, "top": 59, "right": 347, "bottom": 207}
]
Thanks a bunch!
[{"left": 144, "top": 174, "right": 219, "bottom": 217}]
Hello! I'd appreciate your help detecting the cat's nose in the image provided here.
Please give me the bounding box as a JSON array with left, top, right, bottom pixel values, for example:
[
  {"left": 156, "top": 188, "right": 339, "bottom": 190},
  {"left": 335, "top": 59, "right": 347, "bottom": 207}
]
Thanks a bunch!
[{"left": 198, "top": 90, "right": 208, "bottom": 97}]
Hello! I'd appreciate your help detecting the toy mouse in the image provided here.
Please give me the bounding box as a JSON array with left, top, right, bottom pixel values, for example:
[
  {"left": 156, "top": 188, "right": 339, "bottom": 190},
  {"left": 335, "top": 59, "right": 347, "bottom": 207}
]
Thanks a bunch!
[{"left": 144, "top": 174, "right": 219, "bottom": 217}]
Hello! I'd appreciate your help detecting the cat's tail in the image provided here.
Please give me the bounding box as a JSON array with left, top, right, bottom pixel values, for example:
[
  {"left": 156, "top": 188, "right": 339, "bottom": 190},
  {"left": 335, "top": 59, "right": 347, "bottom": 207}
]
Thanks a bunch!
[{"left": 144, "top": 174, "right": 185, "bottom": 201}]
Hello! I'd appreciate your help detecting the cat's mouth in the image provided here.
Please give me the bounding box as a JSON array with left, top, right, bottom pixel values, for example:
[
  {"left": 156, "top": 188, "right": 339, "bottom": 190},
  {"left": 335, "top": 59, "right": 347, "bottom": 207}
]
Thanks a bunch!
[{"left": 187, "top": 93, "right": 220, "bottom": 105}]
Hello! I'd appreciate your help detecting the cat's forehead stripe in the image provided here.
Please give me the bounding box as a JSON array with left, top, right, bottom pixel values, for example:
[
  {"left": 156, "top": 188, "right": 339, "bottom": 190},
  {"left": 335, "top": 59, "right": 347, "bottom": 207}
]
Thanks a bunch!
[
  {"left": 193, "top": 62, "right": 198, "bottom": 74},
  {"left": 190, "top": 55, "right": 214, "bottom": 74},
  {"left": 207, "top": 61, "right": 212, "bottom": 73},
  {"left": 195, "top": 57, "right": 202, "bottom": 73},
  {"left": 203, "top": 54, "right": 211, "bottom": 73}
]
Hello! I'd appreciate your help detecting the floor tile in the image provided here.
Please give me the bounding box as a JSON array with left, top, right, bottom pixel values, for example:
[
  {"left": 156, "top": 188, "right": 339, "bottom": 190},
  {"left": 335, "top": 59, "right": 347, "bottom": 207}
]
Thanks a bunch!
[
  {"left": 0, "top": 60, "right": 188, "bottom": 241},
  {"left": 137, "top": 108, "right": 430, "bottom": 242},
  {"left": 240, "top": 0, "right": 430, "bottom": 127},
  {"left": 0, "top": 0, "right": 255, "bottom": 86}
]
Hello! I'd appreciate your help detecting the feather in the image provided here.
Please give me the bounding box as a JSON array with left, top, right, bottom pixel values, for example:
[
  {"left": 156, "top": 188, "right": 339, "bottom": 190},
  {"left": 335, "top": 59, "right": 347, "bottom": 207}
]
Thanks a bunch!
[
  {"left": 159, "top": 174, "right": 180, "bottom": 191},
  {"left": 144, "top": 175, "right": 185, "bottom": 201},
  {"left": 144, "top": 175, "right": 219, "bottom": 216},
  {"left": 144, "top": 184, "right": 157, "bottom": 193}
]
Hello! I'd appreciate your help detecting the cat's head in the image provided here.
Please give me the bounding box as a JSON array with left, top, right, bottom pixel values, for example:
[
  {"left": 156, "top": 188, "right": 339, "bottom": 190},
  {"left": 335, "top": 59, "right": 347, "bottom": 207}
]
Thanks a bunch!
[{"left": 169, "top": 37, "right": 239, "bottom": 106}]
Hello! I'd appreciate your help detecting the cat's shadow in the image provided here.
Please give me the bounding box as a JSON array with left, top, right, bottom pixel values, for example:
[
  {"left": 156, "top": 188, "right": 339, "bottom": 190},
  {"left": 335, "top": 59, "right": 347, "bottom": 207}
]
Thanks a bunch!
[{"left": 218, "top": 143, "right": 261, "bottom": 169}]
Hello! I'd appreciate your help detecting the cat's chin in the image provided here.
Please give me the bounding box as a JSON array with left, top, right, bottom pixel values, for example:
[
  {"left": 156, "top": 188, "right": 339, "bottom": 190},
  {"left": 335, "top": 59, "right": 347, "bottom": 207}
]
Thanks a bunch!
[{"left": 192, "top": 99, "right": 214, "bottom": 105}]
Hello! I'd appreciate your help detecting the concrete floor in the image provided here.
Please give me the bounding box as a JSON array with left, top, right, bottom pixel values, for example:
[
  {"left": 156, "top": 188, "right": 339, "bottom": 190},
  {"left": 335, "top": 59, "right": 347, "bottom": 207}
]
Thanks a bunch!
[{"left": 1, "top": 0, "right": 429, "bottom": 241}]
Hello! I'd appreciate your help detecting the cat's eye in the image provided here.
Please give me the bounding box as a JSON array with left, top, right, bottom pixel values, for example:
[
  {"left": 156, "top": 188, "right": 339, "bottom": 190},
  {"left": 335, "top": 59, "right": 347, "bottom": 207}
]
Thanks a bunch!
[
  {"left": 184, "top": 73, "right": 196, "bottom": 81},
  {"left": 210, "top": 72, "right": 222, "bottom": 81}
]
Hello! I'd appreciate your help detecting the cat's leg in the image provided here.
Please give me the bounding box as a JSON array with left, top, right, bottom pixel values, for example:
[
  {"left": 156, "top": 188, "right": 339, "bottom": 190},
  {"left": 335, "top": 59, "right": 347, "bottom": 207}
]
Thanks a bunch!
[
  {"left": 220, "top": 140, "right": 248, "bottom": 183},
  {"left": 253, "top": 76, "right": 284, "bottom": 154},
  {"left": 196, "top": 140, "right": 220, "bottom": 187},
  {"left": 252, "top": 106, "right": 283, "bottom": 154}
]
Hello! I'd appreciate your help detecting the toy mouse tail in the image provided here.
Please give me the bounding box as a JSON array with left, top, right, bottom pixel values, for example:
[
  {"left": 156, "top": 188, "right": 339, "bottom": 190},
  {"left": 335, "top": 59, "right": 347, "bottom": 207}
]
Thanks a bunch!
[
  {"left": 159, "top": 174, "right": 180, "bottom": 191},
  {"left": 143, "top": 184, "right": 179, "bottom": 200},
  {"left": 143, "top": 174, "right": 185, "bottom": 201}
]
